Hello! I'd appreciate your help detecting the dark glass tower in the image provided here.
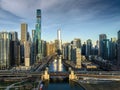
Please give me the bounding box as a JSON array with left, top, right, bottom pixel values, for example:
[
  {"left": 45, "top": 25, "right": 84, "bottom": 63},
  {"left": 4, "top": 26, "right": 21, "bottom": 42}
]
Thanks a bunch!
[
  {"left": 33, "top": 9, "right": 42, "bottom": 62},
  {"left": 117, "top": 30, "right": 120, "bottom": 69}
]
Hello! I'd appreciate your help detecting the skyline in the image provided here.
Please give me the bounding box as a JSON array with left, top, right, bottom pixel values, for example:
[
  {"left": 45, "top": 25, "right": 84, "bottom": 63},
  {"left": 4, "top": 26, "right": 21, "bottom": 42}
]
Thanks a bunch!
[{"left": 0, "top": 0, "right": 120, "bottom": 42}]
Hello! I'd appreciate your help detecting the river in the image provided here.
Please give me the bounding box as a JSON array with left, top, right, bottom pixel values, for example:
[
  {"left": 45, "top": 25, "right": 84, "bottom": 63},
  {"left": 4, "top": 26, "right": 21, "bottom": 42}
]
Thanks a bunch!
[{"left": 45, "top": 56, "right": 85, "bottom": 90}]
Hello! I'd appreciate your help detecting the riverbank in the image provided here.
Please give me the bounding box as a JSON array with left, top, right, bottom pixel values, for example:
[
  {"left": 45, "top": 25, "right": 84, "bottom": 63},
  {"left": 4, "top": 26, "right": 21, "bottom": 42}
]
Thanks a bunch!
[{"left": 72, "top": 79, "right": 120, "bottom": 90}]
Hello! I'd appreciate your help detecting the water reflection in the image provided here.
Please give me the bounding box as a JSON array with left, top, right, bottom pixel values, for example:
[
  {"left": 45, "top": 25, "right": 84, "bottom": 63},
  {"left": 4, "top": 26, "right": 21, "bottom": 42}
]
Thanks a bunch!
[
  {"left": 47, "top": 56, "right": 85, "bottom": 90},
  {"left": 49, "top": 56, "right": 65, "bottom": 72}
]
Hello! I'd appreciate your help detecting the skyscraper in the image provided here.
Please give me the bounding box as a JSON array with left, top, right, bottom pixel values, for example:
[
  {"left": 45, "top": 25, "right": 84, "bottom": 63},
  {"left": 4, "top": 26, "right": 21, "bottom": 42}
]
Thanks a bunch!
[
  {"left": 41, "top": 40, "right": 47, "bottom": 57},
  {"left": 24, "top": 41, "right": 31, "bottom": 67},
  {"left": 32, "top": 30, "right": 35, "bottom": 40},
  {"left": 0, "top": 32, "right": 11, "bottom": 69},
  {"left": 9, "top": 32, "right": 20, "bottom": 66},
  {"left": 20, "top": 23, "right": 28, "bottom": 64},
  {"left": 75, "top": 48, "right": 81, "bottom": 68},
  {"left": 57, "top": 29, "right": 62, "bottom": 55},
  {"left": 21, "top": 23, "right": 28, "bottom": 44},
  {"left": 117, "top": 30, "right": 120, "bottom": 68},
  {"left": 109, "top": 38, "right": 117, "bottom": 61},
  {"left": 62, "top": 43, "right": 70, "bottom": 60},
  {"left": 99, "top": 34, "right": 107, "bottom": 57},
  {"left": 102, "top": 39, "right": 110, "bottom": 60},
  {"left": 55, "top": 39, "right": 59, "bottom": 52},
  {"left": 9, "top": 32, "right": 18, "bottom": 41},
  {"left": 33, "top": 9, "right": 42, "bottom": 62},
  {"left": 73, "top": 38, "right": 81, "bottom": 48},
  {"left": 46, "top": 42, "right": 55, "bottom": 56},
  {"left": 86, "top": 39, "right": 92, "bottom": 57},
  {"left": 82, "top": 42, "right": 86, "bottom": 56},
  {"left": 99, "top": 34, "right": 107, "bottom": 41}
]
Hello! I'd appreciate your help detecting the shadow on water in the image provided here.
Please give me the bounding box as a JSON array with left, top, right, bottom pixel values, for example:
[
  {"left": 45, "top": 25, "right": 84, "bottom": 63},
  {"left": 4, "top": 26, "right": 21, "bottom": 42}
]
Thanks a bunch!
[{"left": 43, "top": 78, "right": 85, "bottom": 90}]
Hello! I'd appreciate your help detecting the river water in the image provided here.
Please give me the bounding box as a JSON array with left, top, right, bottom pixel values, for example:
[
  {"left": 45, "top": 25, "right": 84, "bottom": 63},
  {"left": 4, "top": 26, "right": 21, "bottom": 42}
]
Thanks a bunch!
[
  {"left": 45, "top": 57, "right": 120, "bottom": 90},
  {"left": 45, "top": 56, "right": 85, "bottom": 90}
]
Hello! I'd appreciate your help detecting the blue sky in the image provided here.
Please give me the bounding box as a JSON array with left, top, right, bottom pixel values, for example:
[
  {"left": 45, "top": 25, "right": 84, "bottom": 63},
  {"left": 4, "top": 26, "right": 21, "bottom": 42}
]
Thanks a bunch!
[{"left": 0, "top": 0, "right": 120, "bottom": 43}]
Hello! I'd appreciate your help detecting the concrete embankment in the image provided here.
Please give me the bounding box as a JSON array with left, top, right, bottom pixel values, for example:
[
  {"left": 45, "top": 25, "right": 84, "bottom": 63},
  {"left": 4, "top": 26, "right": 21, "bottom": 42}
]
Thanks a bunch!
[
  {"left": 71, "top": 80, "right": 86, "bottom": 90},
  {"left": 72, "top": 79, "right": 120, "bottom": 90}
]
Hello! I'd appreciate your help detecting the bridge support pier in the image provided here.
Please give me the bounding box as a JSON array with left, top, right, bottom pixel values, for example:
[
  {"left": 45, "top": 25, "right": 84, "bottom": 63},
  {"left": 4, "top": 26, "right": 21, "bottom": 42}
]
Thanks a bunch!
[
  {"left": 69, "top": 69, "right": 77, "bottom": 80},
  {"left": 41, "top": 67, "right": 49, "bottom": 80}
]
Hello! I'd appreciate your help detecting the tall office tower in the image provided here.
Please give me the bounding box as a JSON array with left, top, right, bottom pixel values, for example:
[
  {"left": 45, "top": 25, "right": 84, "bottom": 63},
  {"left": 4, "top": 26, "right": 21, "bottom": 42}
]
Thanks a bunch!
[
  {"left": 34, "top": 9, "right": 42, "bottom": 62},
  {"left": 32, "top": 30, "right": 36, "bottom": 63},
  {"left": 117, "top": 30, "right": 120, "bottom": 68},
  {"left": 57, "top": 29, "right": 62, "bottom": 55},
  {"left": 20, "top": 23, "right": 28, "bottom": 64},
  {"left": 99, "top": 34, "right": 107, "bottom": 57},
  {"left": 24, "top": 41, "right": 31, "bottom": 67},
  {"left": 109, "top": 38, "right": 117, "bottom": 61},
  {"left": 21, "top": 23, "right": 28, "bottom": 44},
  {"left": 0, "top": 32, "right": 11, "bottom": 69},
  {"left": 102, "top": 39, "right": 110, "bottom": 60},
  {"left": 82, "top": 42, "right": 86, "bottom": 56},
  {"left": 9, "top": 32, "right": 20, "bottom": 66},
  {"left": 72, "top": 38, "right": 81, "bottom": 48},
  {"left": 86, "top": 39, "right": 92, "bottom": 57}
]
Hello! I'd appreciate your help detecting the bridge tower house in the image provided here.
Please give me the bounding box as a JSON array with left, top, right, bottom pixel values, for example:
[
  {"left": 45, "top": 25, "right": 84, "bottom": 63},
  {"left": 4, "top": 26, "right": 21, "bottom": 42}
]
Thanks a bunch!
[
  {"left": 69, "top": 69, "right": 77, "bottom": 80},
  {"left": 41, "top": 67, "right": 49, "bottom": 80}
]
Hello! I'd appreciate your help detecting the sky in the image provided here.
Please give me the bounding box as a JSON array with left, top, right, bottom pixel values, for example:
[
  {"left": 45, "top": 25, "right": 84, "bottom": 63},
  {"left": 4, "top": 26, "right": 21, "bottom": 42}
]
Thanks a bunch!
[{"left": 0, "top": 0, "right": 120, "bottom": 43}]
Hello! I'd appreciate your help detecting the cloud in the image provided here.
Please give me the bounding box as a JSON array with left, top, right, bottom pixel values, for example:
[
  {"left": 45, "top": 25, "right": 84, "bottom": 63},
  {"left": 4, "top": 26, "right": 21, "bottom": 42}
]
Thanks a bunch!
[
  {"left": 0, "top": 0, "right": 120, "bottom": 21},
  {"left": 0, "top": 0, "right": 120, "bottom": 30}
]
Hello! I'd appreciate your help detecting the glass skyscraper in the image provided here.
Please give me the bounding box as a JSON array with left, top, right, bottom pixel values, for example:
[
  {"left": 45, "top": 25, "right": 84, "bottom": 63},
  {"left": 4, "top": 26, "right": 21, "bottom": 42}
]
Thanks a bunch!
[
  {"left": 0, "top": 32, "right": 11, "bottom": 69},
  {"left": 99, "top": 34, "right": 107, "bottom": 57},
  {"left": 33, "top": 9, "right": 42, "bottom": 62},
  {"left": 102, "top": 39, "right": 110, "bottom": 60},
  {"left": 117, "top": 30, "right": 120, "bottom": 68}
]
